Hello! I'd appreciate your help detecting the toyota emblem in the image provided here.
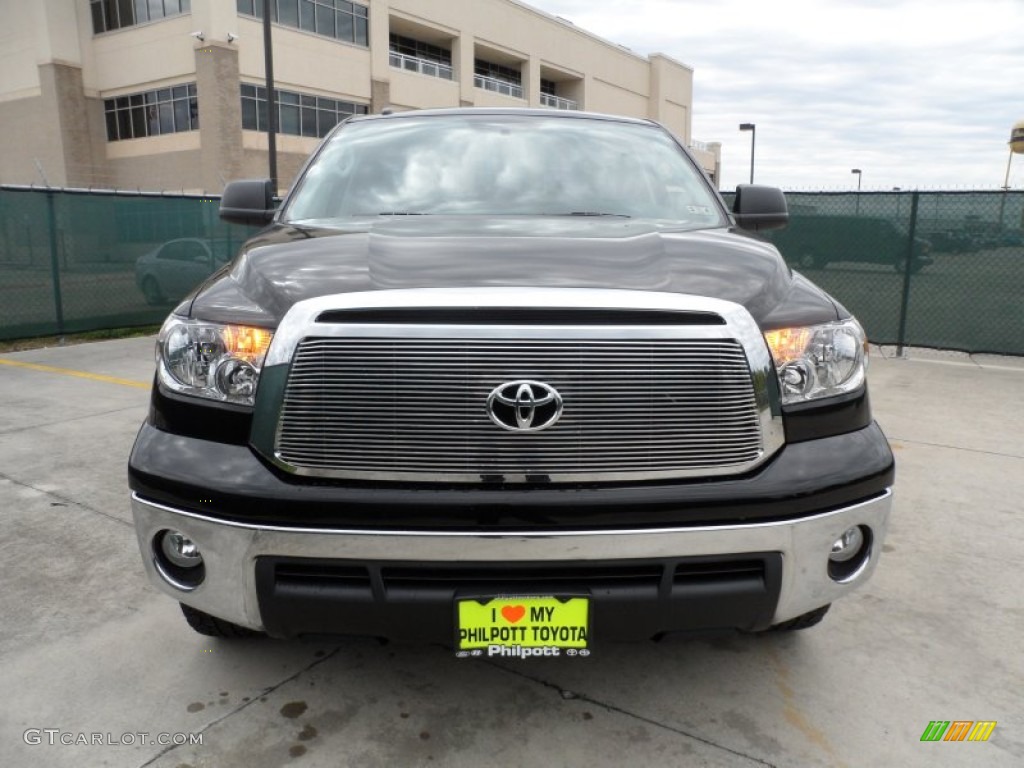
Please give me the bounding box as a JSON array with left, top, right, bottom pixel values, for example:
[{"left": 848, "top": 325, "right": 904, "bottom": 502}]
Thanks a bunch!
[{"left": 486, "top": 380, "right": 563, "bottom": 432}]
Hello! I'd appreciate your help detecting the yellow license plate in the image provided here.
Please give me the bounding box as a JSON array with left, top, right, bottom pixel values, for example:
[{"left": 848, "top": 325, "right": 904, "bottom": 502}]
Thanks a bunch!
[{"left": 457, "top": 596, "right": 589, "bottom": 655}]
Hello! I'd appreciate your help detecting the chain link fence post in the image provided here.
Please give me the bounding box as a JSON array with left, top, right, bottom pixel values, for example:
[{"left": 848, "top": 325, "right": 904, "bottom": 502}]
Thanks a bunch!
[
  {"left": 895, "top": 191, "right": 920, "bottom": 357},
  {"left": 45, "top": 190, "right": 65, "bottom": 335}
]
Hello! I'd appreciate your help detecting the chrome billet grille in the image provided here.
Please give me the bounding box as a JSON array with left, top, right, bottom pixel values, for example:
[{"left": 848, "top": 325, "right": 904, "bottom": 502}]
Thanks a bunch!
[{"left": 275, "top": 338, "right": 765, "bottom": 482}]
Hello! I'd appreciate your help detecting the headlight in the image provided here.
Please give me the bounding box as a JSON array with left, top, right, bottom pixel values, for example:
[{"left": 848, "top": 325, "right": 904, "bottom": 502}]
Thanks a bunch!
[
  {"left": 156, "top": 316, "right": 273, "bottom": 405},
  {"left": 764, "top": 319, "right": 867, "bottom": 404}
]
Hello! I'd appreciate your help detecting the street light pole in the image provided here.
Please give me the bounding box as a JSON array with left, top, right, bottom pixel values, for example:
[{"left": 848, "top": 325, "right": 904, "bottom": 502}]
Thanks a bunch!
[
  {"left": 262, "top": 0, "right": 278, "bottom": 194},
  {"left": 851, "top": 168, "right": 862, "bottom": 215},
  {"left": 739, "top": 123, "right": 756, "bottom": 184}
]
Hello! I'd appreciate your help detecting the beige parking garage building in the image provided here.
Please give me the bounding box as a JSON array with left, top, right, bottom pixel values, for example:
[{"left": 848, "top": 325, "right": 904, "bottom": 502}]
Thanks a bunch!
[{"left": 0, "top": 0, "right": 721, "bottom": 193}]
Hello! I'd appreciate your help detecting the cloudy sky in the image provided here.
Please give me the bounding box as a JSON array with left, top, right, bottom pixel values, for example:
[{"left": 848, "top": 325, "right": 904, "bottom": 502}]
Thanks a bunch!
[{"left": 535, "top": 0, "right": 1024, "bottom": 191}]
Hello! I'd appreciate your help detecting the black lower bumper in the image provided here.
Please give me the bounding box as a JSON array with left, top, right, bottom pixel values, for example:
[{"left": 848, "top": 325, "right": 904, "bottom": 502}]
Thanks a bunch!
[{"left": 255, "top": 554, "right": 784, "bottom": 641}]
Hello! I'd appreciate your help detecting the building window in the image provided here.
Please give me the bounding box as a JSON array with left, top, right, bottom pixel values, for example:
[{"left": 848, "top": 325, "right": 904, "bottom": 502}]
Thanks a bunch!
[
  {"left": 237, "top": 0, "right": 368, "bottom": 47},
  {"left": 91, "top": 0, "right": 191, "bottom": 34},
  {"left": 474, "top": 59, "right": 523, "bottom": 99},
  {"left": 540, "top": 79, "right": 556, "bottom": 96},
  {"left": 241, "top": 84, "right": 368, "bottom": 138},
  {"left": 104, "top": 84, "right": 198, "bottom": 141},
  {"left": 388, "top": 34, "right": 453, "bottom": 80}
]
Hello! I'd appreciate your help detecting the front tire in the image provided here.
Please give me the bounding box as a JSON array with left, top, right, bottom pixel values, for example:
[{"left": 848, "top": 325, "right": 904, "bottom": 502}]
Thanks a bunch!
[
  {"left": 180, "top": 603, "right": 263, "bottom": 638},
  {"left": 764, "top": 604, "right": 831, "bottom": 632}
]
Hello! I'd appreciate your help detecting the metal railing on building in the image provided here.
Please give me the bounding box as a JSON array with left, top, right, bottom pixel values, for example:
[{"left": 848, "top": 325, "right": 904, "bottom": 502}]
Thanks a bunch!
[
  {"left": 474, "top": 74, "right": 523, "bottom": 99},
  {"left": 540, "top": 92, "right": 578, "bottom": 110},
  {"left": 389, "top": 51, "right": 454, "bottom": 81}
]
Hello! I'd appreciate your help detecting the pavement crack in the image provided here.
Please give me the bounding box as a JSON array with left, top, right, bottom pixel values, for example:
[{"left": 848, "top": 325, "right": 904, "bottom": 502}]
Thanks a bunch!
[
  {"left": 0, "top": 470, "right": 133, "bottom": 528},
  {"left": 136, "top": 645, "right": 343, "bottom": 768},
  {"left": 484, "top": 660, "right": 778, "bottom": 767},
  {"left": 0, "top": 405, "right": 144, "bottom": 436},
  {"left": 888, "top": 436, "right": 1023, "bottom": 460}
]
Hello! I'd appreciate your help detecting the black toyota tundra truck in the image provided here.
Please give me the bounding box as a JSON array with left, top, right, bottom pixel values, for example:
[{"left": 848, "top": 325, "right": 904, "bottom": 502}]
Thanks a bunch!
[{"left": 129, "top": 108, "right": 894, "bottom": 655}]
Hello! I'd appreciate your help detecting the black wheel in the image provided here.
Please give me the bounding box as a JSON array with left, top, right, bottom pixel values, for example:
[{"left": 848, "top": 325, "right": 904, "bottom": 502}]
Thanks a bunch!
[
  {"left": 180, "top": 603, "right": 263, "bottom": 638},
  {"left": 141, "top": 276, "right": 165, "bottom": 306},
  {"left": 765, "top": 604, "right": 831, "bottom": 632},
  {"left": 797, "top": 253, "right": 820, "bottom": 269},
  {"left": 894, "top": 258, "right": 924, "bottom": 275}
]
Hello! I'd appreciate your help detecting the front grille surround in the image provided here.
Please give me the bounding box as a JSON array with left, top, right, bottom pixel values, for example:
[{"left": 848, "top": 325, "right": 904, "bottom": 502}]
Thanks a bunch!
[{"left": 256, "top": 288, "right": 784, "bottom": 484}]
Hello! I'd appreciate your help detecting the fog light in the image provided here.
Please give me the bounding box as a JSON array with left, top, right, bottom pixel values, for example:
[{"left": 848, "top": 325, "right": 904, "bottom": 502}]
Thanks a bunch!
[
  {"left": 827, "top": 525, "right": 872, "bottom": 583},
  {"left": 153, "top": 529, "right": 206, "bottom": 591},
  {"left": 829, "top": 526, "right": 864, "bottom": 563},
  {"left": 161, "top": 530, "right": 203, "bottom": 568}
]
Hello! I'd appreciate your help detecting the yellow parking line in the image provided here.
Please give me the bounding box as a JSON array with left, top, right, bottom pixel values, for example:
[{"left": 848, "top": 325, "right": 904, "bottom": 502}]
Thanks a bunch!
[{"left": 0, "top": 358, "right": 150, "bottom": 389}]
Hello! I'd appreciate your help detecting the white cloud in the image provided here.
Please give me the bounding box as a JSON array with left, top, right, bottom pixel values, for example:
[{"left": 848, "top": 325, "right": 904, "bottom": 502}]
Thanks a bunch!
[{"left": 533, "top": 0, "right": 1024, "bottom": 190}]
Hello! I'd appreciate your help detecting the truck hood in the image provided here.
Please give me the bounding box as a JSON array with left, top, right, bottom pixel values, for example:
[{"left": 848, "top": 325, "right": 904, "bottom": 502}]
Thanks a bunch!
[{"left": 188, "top": 216, "right": 839, "bottom": 329}]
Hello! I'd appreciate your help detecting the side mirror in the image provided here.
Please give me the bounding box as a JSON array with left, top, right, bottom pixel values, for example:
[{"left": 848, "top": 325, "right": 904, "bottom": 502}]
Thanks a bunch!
[
  {"left": 220, "top": 179, "right": 276, "bottom": 226},
  {"left": 733, "top": 184, "right": 789, "bottom": 231}
]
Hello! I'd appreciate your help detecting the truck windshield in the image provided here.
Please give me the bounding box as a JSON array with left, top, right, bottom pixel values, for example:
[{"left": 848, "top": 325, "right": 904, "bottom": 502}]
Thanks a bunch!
[{"left": 282, "top": 114, "right": 725, "bottom": 229}]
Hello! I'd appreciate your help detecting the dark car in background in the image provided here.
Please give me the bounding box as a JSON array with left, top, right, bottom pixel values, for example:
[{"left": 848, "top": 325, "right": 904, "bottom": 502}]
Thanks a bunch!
[
  {"left": 926, "top": 229, "right": 977, "bottom": 254},
  {"left": 997, "top": 228, "right": 1023, "bottom": 247},
  {"left": 768, "top": 214, "right": 933, "bottom": 272}
]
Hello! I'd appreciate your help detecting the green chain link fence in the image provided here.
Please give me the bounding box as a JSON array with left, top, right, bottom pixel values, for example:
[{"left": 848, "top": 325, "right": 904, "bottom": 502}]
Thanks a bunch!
[
  {"left": 2, "top": 186, "right": 1023, "bottom": 355},
  {"left": 728, "top": 190, "right": 1024, "bottom": 355},
  {"left": 0, "top": 187, "right": 258, "bottom": 340}
]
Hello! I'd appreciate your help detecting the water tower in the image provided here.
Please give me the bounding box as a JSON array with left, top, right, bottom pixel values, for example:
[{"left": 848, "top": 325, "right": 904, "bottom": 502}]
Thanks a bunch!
[
  {"left": 1005, "top": 120, "right": 1024, "bottom": 188},
  {"left": 1001, "top": 121, "right": 1024, "bottom": 228}
]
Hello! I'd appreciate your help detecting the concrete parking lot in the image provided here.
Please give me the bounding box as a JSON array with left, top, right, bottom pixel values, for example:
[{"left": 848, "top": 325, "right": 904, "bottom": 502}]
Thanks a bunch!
[{"left": 0, "top": 337, "right": 1021, "bottom": 768}]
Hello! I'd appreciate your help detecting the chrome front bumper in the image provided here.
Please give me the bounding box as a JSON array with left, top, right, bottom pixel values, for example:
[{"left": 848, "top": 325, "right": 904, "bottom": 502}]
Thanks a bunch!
[{"left": 132, "top": 490, "right": 892, "bottom": 633}]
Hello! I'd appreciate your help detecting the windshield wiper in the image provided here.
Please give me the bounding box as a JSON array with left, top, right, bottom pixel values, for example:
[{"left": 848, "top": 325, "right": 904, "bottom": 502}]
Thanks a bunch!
[
  {"left": 557, "top": 211, "right": 631, "bottom": 218},
  {"left": 362, "top": 211, "right": 632, "bottom": 218}
]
